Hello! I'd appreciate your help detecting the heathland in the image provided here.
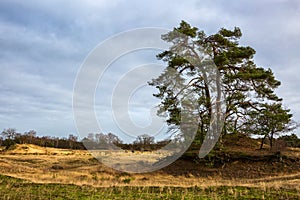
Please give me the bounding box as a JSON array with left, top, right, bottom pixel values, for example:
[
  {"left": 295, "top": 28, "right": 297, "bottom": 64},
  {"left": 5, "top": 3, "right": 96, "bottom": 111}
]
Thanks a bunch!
[{"left": 0, "top": 135, "right": 299, "bottom": 199}]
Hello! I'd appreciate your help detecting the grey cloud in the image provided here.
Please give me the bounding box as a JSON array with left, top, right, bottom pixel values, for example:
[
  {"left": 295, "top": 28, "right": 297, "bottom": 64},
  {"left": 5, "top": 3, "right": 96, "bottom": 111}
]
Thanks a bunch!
[{"left": 1, "top": 0, "right": 300, "bottom": 138}]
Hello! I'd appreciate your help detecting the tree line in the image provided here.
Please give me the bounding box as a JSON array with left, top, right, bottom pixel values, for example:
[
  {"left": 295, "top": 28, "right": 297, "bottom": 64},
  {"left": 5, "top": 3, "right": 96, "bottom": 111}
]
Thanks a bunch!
[
  {"left": 0, "top": 128, "right": 84, "bottom": 150},
  {"left": 0, "top": 128, "right": 299, "bottom": 152},
  {"left": 0, "top": 128, "right": 173, "bottom": 151}
]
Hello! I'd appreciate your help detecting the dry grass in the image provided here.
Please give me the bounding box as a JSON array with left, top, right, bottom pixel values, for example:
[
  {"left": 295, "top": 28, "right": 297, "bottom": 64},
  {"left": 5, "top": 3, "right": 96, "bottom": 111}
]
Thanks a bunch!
[{"left": 0, "top": 144, "right": 299, "bottom": 191}]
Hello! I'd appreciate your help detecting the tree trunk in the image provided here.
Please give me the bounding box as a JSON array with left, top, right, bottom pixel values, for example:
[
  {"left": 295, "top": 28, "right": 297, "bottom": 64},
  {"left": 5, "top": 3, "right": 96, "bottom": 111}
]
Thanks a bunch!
[
  {"left": 260, "top": 135, "right": 267, "bottom": 150},
  {"left": 269, "top": 134, "right": 274, "bottom": 149},
  {"left": 269, "top": 129, "right": 275, "bottom": 150}
]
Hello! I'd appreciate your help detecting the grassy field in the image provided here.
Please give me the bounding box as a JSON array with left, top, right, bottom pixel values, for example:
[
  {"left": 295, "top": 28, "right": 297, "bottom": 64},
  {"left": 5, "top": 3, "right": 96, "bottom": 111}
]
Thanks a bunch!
[
  {"left": 1, "top": 174, "right": 299, "bottom": 200},
  {"left": 0, "top": 143, "right": 299, "bottom": 199}
]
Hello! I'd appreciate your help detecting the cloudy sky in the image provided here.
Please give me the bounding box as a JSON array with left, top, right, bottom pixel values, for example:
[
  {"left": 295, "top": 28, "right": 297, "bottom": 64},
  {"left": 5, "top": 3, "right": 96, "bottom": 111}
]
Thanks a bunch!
[{"left": 1, "top": 0, "right": 300, "bottom": 140}]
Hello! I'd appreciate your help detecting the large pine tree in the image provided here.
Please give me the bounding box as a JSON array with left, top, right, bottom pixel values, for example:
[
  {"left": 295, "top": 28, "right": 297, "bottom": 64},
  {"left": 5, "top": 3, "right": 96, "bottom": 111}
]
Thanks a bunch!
[{"left": 149, "top": 21, "right": 294, "bottom": 152}]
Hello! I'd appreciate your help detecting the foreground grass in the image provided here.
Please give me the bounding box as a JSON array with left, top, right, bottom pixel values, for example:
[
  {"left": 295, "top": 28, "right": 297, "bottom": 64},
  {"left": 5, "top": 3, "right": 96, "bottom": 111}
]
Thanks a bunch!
[{"left": 0, "top": 174, "right": 299, "bottom": 200}]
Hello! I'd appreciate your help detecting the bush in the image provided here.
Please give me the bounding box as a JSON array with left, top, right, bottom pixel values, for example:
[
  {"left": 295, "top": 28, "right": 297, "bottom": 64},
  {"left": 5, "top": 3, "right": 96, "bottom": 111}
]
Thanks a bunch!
[
  {"left": 2, "top": 139, "right": 16, "bottom": 150},
  {"left": 278, "top": 134, "right": 300, "bottom": 148}
]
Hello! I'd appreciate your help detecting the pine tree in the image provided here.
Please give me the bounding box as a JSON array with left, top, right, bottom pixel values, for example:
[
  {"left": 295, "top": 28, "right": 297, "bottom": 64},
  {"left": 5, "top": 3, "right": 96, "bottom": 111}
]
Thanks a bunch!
[{"left": 149, "top": 21, "right": 293, "bottom": 151}]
